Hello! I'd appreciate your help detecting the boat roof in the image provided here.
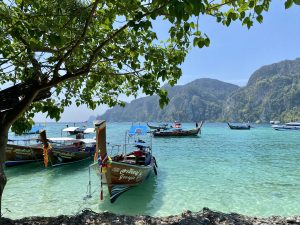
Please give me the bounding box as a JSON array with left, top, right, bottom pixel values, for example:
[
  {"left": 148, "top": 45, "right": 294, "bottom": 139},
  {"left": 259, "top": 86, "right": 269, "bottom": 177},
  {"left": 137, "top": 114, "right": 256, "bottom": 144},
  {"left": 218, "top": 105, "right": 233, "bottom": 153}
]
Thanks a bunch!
[
  {"left": 62, "top": 127, "right": 80, "bottom": 132},
  {"left": 83, "top": 128, "right": 95, "bottom": 133},
  {"left": 128, "top": 125, "right": 148, "bottom": 135}
]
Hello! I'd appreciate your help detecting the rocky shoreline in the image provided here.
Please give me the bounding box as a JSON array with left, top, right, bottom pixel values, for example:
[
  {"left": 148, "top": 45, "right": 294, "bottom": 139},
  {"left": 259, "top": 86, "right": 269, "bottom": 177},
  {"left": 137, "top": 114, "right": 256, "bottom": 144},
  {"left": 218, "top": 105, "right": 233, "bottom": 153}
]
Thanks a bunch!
[{"left": 2, "top": 208, "right": 300, "bottom": 225}]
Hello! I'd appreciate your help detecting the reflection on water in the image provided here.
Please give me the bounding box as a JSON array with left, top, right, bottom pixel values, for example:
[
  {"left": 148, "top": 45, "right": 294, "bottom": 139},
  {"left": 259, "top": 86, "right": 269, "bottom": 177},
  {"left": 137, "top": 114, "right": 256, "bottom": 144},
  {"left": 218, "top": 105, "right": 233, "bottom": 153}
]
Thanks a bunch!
[{"left": 95, "top": 175, "right": 160, "bottom": 215}]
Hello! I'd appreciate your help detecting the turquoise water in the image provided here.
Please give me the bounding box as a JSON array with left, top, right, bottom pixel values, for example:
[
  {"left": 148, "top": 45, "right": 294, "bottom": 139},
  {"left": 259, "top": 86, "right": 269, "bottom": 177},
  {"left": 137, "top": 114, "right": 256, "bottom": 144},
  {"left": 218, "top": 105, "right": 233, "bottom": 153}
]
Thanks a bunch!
[{"left": 3, "top": 122, "right": 300, "bottom": 219}]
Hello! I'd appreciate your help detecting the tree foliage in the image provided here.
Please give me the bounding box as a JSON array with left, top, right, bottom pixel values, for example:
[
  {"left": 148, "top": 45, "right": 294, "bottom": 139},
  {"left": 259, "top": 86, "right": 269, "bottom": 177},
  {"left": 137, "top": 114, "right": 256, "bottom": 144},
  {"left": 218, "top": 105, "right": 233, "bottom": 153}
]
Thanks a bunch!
[{"left": 0, "top": 0, "right": 295, "bottom": 133}]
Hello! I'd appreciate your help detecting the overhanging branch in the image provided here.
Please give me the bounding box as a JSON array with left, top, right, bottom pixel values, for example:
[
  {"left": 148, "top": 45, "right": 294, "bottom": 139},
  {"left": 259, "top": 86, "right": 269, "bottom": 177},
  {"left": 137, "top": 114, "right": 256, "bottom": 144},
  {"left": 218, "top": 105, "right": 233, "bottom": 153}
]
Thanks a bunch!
[{"left": 53, "top": 0, "right": 100, "bottom": 77}]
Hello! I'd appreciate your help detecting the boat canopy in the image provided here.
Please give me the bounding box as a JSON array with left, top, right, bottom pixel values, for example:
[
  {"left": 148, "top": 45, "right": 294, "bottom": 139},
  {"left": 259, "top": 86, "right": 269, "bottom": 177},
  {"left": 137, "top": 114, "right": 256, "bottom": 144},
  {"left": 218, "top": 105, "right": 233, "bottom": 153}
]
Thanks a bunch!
[
  {"left": 128, "top": 125, "right": 148, "bottom": 135},
  {"left": 83, "top": 128, "right": 95, "bottom": 133},
  {"left": 62, "top": 127, "right": 80, "bottom": 132}
]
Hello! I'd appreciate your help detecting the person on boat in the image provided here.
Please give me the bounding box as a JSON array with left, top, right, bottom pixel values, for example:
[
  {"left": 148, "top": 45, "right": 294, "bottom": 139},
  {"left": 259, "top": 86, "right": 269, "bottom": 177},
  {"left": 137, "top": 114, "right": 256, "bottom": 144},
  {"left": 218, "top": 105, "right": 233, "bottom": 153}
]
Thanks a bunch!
[
  {"left": 196, "top": 122, "right": 198, "bottom": 128},
  {"left": 174, "top": 121, "right": 181, "bottom": 128},
  {"left": 76, "top": 133, "right": 84, "bottom": 139}
]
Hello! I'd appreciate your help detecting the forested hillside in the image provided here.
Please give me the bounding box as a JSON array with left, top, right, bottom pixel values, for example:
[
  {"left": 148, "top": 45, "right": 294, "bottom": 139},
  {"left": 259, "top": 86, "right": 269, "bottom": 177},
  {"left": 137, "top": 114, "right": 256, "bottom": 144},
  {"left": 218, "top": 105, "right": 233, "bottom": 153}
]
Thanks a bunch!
[
  {"left": 223, "top": 58, "right": 300, "bottom": 122},
  {"left": 97, "top": 58, "right": 300, "bottom": 123},
  {"left": 99, "top": 78, "right": 239, "bottom": 122}
]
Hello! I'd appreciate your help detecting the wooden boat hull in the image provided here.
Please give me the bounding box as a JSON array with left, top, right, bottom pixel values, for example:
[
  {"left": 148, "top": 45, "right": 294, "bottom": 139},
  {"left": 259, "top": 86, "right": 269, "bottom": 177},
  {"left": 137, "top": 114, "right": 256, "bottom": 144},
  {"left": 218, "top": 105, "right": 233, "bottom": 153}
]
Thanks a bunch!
[
  {"left": 48, "top": 146, "right": 95, "bottom": 167},
  {"left": 153, "top": 127, "right": 201, "bottom": 137},
  {"left": 227, "top": 123, "right": 250, "bottom": 130},
  {"left": 95, "top": 156, "right": 155, "bottom": 203},
  {"left": 5, "top": 144, "right": 43, "bottom": 167}
]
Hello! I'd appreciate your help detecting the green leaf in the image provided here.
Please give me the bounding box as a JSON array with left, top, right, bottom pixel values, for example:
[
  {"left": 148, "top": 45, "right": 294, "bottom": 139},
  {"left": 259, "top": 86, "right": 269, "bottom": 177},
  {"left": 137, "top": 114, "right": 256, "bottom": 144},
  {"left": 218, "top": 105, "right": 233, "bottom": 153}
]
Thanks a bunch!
[
  {"left": 117, "top": 62, "right": 122, "bottom": 69},
  {"left": 293, "top": 0, "right": 300, "bottom": 5},
  {"left": 204, "top": 35, "right": 210, "bottom": 47},
  {"left": 256, "top": 15, "right": 263, "bottom": 23},
  {"left": 285, "top": 0, "right": 293, "bottom": 8},
  {"left": 249, "top": 0, "right": 255, "bottom": 8},
  {"left": 184, "top": 22, "right": 190, "bottom": 32},
  {"left": 254, "top": 5, "right": 263, "bottom": 15},
  {"left": 193, "top": 37, "right": 199, "bottom": 47},
  {"left": 225, "top": 18, "right": 231, "bottom": 26},
  {"left": 197, "top": 38, "right": 205, "bottom": 48},
  {"left": 240, "top": 11, "right": 246, "bottom": 19}
]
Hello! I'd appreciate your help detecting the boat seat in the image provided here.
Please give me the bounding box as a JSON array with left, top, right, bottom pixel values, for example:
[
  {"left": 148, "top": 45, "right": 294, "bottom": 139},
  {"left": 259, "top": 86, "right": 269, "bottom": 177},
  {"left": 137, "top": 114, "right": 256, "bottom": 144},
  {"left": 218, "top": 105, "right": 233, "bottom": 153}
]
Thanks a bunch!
[{"left": 136, "top": 156, "right": 146, "bottom": 165}]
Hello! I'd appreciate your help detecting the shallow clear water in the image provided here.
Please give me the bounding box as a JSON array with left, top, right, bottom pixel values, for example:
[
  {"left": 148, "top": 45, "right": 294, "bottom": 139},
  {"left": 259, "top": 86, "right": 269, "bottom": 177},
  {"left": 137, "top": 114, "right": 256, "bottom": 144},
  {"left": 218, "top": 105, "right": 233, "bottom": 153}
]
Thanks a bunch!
[{"left": 3, "top": 122, "right": 300, "bottom": 219}]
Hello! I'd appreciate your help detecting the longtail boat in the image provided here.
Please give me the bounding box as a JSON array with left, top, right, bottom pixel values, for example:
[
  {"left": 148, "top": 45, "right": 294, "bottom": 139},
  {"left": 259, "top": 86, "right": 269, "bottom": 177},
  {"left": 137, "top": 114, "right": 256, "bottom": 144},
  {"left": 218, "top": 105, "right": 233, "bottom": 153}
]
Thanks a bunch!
[
  {"left": 227, "top": 122, "right": 250, "bottom": 130},
  {"left": 146, "top": 122, "right": 169, "bottom": 130},
  {"left": 40, "top": 131, "right": 96, "bottom": 167},
  {"left": 92, "top": 120, "right": 157, "bottom": 203},
  {"left": 153, "top": 121, "right": 204, "bottom": 137},
  {"left": 5, "top": 140, "right": 43, "bottom": 167}
]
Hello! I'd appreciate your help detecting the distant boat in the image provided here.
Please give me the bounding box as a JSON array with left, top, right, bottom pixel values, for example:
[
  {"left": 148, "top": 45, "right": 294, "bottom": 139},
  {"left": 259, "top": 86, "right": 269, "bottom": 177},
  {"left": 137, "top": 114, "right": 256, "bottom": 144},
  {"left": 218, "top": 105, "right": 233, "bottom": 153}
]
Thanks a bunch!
[
  {"left": 147, "top": 122, "right": 169, "bottom": 130},
  {"left": 40, "top": 131, "right": 96, "bottom": 167},
  {"left": 153, "top": 121, "right": 203, "bottom": 137},
  {"left": 62, "top": 126, "right": 95, "bottom": 135},
  {"left": 92, "top": 121, "right": 157, "bottom": 203},
  {"left": 227, "top": 122, "right": 251, "bottom": 130},
  {"left": 272, "top": 122, "right": 300, "bottom": 131},
  {"left": 270, "top": 120, "right": 280, "bottom": 125}
]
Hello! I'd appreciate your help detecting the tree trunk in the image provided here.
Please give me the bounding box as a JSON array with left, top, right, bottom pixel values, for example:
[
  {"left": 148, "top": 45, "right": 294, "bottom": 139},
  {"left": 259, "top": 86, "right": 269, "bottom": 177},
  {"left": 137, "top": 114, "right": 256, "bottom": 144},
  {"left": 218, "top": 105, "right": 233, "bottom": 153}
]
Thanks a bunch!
[
  {"left": 0, "top": 88, "right": 39, "bottom": 221},
  {"left": 0, "top": 124, "right": 9, "bottom": 220}
]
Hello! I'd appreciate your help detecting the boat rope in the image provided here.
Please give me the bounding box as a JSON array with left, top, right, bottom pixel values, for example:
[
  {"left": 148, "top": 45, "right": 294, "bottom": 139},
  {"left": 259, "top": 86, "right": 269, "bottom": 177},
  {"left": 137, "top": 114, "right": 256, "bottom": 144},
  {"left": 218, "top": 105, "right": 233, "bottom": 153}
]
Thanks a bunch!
[
  {"left": 83, "top": 165, "right": 97, "bottom": 200},
  {"left": 87, "top": 166, "right": 92, "bottom": 199},
  {"left": 100, "top": 166, "right": 103, "bottom": 200},
  {"left": 98, "top": 154, "right": 107, "bottom": 201},
  {"left": 97, "top": 153, "right": 112, "bottom": 201}
]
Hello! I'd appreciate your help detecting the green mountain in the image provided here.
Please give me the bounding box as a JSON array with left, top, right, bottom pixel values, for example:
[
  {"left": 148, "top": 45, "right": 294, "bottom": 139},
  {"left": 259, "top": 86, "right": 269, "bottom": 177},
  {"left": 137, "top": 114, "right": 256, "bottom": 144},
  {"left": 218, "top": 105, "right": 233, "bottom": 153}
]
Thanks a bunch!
[
  {"left": 98, "top": 58, "right": 300, "bottom": 123},
  {"left": 99, "top": 78, "right": 239, "bottom": 122},
  {"left": 223, "top": 58, "right": 300, "bottom": 122}
]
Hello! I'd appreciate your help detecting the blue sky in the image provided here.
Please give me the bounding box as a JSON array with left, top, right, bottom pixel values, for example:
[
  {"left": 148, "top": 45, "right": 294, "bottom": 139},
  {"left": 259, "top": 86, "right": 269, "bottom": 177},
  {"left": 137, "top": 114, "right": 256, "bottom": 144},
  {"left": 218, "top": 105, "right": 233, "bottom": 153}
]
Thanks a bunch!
[{"left": 34, "top": 1, "right": 300, "bottom": 122}]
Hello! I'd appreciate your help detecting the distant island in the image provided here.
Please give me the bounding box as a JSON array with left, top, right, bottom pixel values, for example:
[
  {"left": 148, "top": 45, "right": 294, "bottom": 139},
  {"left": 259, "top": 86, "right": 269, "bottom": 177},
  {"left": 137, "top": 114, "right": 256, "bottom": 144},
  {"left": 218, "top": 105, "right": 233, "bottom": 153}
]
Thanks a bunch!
[{"left": 95, "top": 58, "right": 300, "bottom": 123}]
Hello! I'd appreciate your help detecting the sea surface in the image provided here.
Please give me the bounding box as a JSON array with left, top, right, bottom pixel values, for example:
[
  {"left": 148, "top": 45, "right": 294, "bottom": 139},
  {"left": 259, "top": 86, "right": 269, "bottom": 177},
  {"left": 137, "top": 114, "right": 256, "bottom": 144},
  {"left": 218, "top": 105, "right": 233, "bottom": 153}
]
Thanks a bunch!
[{"left": 3, "top": 122, "right": 300, "bottom": 219}]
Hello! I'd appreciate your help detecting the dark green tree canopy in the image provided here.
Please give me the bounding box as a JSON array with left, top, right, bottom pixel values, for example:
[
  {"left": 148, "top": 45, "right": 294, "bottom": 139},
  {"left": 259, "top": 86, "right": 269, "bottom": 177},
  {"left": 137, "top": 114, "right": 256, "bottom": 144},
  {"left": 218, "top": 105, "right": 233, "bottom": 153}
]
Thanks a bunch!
[{"left": 0, "top": 0, "right": 298, "bottom": 133}]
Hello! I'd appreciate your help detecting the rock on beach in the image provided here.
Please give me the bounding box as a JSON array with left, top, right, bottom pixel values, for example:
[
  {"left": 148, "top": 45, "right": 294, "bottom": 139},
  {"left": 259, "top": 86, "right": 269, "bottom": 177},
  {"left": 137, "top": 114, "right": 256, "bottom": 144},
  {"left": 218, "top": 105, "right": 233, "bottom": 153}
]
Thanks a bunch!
[{"left": 2, "top": 208, "right": 300, "bottom": 225}]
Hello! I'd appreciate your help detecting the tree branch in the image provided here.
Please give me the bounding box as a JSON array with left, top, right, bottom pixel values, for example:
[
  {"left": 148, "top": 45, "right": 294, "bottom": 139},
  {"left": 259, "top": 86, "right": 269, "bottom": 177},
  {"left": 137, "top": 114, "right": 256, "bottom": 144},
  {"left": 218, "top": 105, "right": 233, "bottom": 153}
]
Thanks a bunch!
[
  {"left": 76, "top": 0, "right": 172, "bottom": 76},
  {"left": 18, "top": 36, "right": 43, "bottom": 80},
  {"left": 31, "top": 46, "right": 58, "bottom": 53},
  {"left": 4, "top": 85, "right": 39, "bottom": 125},
  {"left": 41, "top": 1, "right": 172, "bottom": 91},
  {"left": 53, "top": 0, "right": 100, "bottom": 77}
]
